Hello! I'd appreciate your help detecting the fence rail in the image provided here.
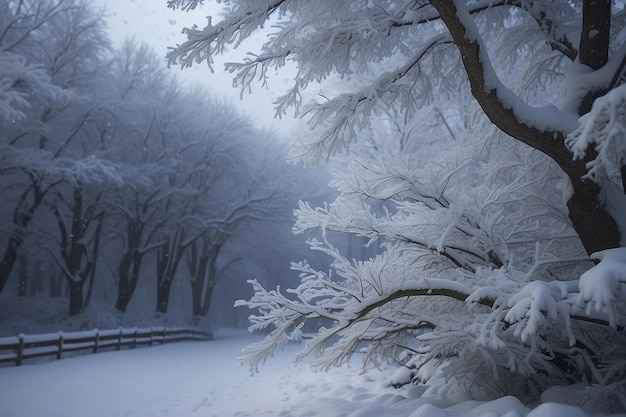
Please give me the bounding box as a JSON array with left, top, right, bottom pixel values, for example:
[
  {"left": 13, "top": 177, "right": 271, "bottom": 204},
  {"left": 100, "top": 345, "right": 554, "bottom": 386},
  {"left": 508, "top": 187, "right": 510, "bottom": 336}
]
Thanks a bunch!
[{"left": 0, "top": 326, "right": 212, "bottom": 366}]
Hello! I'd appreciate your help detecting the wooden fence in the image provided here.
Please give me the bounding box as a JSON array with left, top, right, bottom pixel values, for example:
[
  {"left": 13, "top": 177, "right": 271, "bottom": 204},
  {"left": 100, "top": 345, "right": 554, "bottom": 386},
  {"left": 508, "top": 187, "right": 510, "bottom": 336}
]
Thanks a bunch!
[{"left": 0, "top": 326, "right": 212, "bottom": 366}]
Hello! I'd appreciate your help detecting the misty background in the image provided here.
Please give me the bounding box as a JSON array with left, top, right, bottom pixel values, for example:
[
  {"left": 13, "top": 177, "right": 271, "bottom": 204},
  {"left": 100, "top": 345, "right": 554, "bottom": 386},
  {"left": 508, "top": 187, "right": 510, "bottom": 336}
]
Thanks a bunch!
[{"left": 0, "top": 0, "right": 352, "bottom": 335}]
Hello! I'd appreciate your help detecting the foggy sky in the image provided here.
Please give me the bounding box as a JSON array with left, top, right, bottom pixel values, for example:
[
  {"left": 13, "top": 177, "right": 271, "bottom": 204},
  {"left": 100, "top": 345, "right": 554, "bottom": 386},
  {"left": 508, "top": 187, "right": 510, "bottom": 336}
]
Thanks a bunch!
[{"left": 99, "top": 0, "right": 301, "bottom": 134}]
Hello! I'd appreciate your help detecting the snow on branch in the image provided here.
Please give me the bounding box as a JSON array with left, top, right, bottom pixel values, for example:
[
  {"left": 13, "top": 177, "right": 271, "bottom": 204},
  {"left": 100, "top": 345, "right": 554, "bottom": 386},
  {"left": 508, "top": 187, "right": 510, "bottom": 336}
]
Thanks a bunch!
[
  {"left": 0, "top": 52, "right": 71, "bottom": 122},
  {"left": 294, "top": 149, "right": 511, "bottom": 273},
  {"left": 329, "top": 149, "right": 470, "bottom": 209},
  {"left": 225, "top": 48, "right": 292, "bottom": 98},
  {"left": 235, "top": 265, "right": 490, "bottom": 372},
  {"left": 1, "top": 146, "right": 124, "bottom": 186},
  {"left": 504, "top": 280, "right": 578, "bottom": 344},
  {"left": 167, "top": 0, "right": 287, "bottom": 70},
  {"left": 407, "top": 1, "right": 580, "bottom": 60},
  {"left": 294, "top": 33, "right": 452, "bottom": 163},
  {"left": 167, "top": 0, "right": 203, "bottom": 12},
  {"left": 566, "top": 83, "right": 626, "bottom": 190},
  {"left": 237, "top": 242, "right": 622, "bottom": 375},
  {"left": 577, "top": 247, "right": 626, "bottom": 329},
  {"left": 430, "top": 0, "right": 580, "bottom": 167},
  {"left": 238, "top": 134, "right": 625, "bottom": 391}
]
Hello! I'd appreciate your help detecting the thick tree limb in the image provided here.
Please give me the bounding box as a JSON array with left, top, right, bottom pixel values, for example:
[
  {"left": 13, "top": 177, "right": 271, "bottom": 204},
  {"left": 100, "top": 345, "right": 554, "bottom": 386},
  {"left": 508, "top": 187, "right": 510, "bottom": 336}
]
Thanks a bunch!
[
  {"left": 429, "top": 0, "right": 620, "bottom": 254},
  {"left": 397, "top": 1, "right": 578, "bottom": 60},
  {"left": 430, "top": 0, "right": 577, "bottom": 171}
]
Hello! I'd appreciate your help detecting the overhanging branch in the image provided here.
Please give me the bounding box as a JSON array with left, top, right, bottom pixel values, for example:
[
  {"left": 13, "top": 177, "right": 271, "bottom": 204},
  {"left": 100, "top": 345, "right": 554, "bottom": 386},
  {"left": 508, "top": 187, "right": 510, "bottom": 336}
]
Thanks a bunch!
[{"left": 429, "top": 0, "right": 586, "bottom": 182}]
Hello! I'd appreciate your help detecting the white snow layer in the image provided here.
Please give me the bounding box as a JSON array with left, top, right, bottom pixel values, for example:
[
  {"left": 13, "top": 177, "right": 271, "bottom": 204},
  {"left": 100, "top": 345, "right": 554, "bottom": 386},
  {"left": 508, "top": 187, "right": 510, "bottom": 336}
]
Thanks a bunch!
[
  {"left": 0, "top": 328, "right": 624, "bottom": 417},
  {"left": 577, "top": 247, "right": 626, "bottom": 328},
  {"left": 567, "top": 83, "right": 626, "bottom": 190}
]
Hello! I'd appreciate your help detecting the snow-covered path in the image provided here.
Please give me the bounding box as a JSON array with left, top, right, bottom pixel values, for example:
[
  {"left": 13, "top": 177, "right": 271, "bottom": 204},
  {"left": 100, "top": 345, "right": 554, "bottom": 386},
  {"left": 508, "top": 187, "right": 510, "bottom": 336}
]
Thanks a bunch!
[
  {"left": 0, "top": 328, "right": 624, "bottom": 417},
  {"left": 0, "top": 329, "right": 308, "bottom": 417}
]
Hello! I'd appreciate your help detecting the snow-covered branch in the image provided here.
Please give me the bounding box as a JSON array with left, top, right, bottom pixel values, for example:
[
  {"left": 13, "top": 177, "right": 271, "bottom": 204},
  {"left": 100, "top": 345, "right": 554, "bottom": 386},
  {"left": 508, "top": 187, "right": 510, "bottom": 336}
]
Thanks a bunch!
[
  {"left": 430, "top": 0, "right": 579, "bottom": 165},
  {"left": 566, "top": 83, "right": 626, "bottom": 190},
  {"left": 167, "top": 0, "right": 287, "bottom": 70},
  {"left": 295, "top": 33, "right": 452, "bottom": 162}
]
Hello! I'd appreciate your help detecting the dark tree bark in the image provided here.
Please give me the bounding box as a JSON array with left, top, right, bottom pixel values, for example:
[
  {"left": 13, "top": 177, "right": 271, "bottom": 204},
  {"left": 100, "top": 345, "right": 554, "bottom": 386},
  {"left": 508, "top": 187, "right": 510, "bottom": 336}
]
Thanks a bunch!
[
  {"left": 51, "top": 186, "right": 105, "bottom": 316},
  {"left": 155, "top": 230, "right": 187, "bottom": 314},
  {"left": 187, "top": 234, "right": 221, "bottom": 318},
  {"left": 0, "top": 176, "right": 54, "bottom": 294},
  {"left": 115, "top": 251, "right": 143, "bottom": 313},
  {"left": 580, "top": 0, "right": 610, "bottom": 71},
  {"left": 578, "top": 0, "right": 613, "bottom": 115},
  {"left": 114, "top": 188, "right": 164, "bottom": 313},
  {"left": 68, "top": 279, "right": 85, "bottom": 316},
  {"left": 115, "top": 218, "right": 146, "bottom": 313},
  {"left": 156, "top": 283, "right": 173, "bottom": 314},
  {"left": 17, "top": 254, "right": 27, "bottom": 297},
  {"left": 83, "top": 210, "right": 104, "bottom": 310}
]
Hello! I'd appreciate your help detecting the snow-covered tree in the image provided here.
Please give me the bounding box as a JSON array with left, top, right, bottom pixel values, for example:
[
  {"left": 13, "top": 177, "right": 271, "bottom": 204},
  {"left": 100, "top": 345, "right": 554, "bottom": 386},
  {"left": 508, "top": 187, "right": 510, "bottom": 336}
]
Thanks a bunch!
[
  {"left": 98, "top": 41, "right": 304, "bottom": 319},
  {"left": 168, "top": 0, "right": 626, "bottom": 410},
  {"left": 167, "top": 0, "right": 625, "bottom": 255},
  {"left": 0, "top": 0, "right": 111, "bottom": 295},
  {"left": 185, "top": 137, "right": 298, "bottom": 320},
  {"left": 1, "top": 0, "right": 323, "bottom": 334},
  {"left": 45, "top": 185, "right": 106, "bottom": 315}
]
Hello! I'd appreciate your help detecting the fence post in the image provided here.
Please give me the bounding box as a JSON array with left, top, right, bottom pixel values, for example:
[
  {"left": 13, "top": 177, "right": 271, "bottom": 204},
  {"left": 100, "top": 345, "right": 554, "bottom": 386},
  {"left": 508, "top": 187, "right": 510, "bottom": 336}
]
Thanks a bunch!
[
  {"left": 132, "top": 328, "right": 137, "bottom": 349},
  {"left": 117, "top": 327, "right": 123, "bottom": 350},
  {"left": 16, "top": 334, "right": 24, "bottom": 366},
  {"left": 57, "top": 332, "right": 63, "bottom": 360},
  {"left": 93, "top": 329, "right": 100, "bottom": 354}
]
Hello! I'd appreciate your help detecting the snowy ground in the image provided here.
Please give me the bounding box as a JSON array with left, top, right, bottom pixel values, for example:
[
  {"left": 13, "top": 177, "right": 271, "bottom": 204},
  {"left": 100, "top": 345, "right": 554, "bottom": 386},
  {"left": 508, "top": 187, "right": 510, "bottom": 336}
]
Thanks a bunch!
[{"left": 0, "top": 328, "right": 624, "bottom": 417}]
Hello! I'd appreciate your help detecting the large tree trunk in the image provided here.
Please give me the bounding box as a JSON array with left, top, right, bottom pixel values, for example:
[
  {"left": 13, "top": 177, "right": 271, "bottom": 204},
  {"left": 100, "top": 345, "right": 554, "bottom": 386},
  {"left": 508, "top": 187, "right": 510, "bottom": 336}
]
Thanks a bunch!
[
  {"left": 567, "top": 178, "right": 621, "bottom": 255},
  {"left": 154, "top": 231, "right": 187, "bottom": 314},
  {"left": 156, "top": 284, "right": 172, "bottom": 314},
  {"left": 191, "top": 264, "right": 216, "bottom": 318},
  {"left": 579, "top": 0, "right": 610, "bottom": 71},
  {"left": 17, "top": 254, "right": 28, "bottom": 297},
  {"left": 191, "top": 274, "right": 206, "bottom": 317},
  {"left": 0, "top": 235, "right": 22, "bottom": 294},
  {"left": 0, "top": 173, "right": 56, "bottom": 294},
  {"left": 198, "top": 285, "right": 215, "bottom": 318},
  {"left": 188, "top": 236, "right": 221, "bottom": 318},
  {"left": 115, "top": 252, "right": 142, "bottom": 313},
  {"left": 68, "top": 280, "right": 84, "bottom": 316},
  {"left": 556, "top": 0, "right": 618, "bottom": 254},
  {"left": 115, "top": 283, "right": 131, "bottom": 313},
  {"left": 52, "top": 186, "right": 104, "bottom": 316}
]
